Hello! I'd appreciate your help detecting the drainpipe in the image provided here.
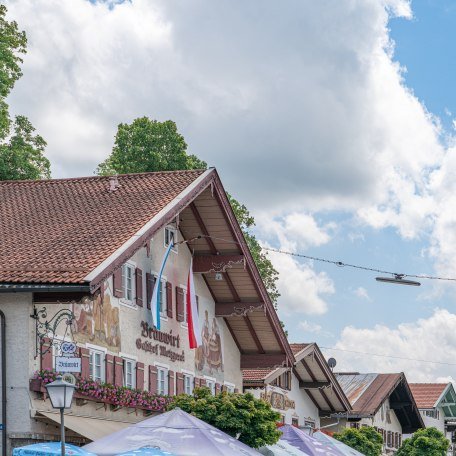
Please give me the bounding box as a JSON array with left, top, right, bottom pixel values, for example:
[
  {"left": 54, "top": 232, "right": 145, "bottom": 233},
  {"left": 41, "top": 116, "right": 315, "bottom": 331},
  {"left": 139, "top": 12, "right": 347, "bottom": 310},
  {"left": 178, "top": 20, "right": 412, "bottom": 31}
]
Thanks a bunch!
[{"left": 0, "top": 310, "right": 5, "bottom": 456}]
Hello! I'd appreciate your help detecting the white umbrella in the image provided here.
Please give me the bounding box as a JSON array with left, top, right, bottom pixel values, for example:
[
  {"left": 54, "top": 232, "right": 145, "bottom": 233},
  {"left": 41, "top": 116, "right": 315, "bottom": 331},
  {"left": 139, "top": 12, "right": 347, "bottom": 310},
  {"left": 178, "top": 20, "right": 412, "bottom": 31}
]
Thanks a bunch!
[
  {"left": 259, "top": 440, "right": 311, "bottom": 455},
  {"left": 312, "top": 432, "right": 365, "bottom": 456},
  {"left": 84, "top": 408, "right": 260, "bottom": 456}
]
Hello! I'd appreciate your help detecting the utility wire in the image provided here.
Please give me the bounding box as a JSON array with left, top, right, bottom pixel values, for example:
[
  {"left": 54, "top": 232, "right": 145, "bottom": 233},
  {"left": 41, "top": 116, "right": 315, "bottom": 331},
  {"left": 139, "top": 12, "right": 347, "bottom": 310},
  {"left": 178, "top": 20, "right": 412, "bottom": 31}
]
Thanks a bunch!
[
  {"left": 320, "top": 346, "right": 456, "bottom": 367},
  {"left": 196, "top": 234, "right": 456, "bottom": 283}
]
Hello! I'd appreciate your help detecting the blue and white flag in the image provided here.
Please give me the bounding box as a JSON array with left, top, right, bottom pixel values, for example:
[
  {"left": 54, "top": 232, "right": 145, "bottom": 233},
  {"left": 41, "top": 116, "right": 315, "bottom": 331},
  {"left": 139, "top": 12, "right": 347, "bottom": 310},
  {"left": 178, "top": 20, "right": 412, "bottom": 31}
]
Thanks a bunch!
[{"left": 151, "top": 242, "right": 174, "bottom": 330}]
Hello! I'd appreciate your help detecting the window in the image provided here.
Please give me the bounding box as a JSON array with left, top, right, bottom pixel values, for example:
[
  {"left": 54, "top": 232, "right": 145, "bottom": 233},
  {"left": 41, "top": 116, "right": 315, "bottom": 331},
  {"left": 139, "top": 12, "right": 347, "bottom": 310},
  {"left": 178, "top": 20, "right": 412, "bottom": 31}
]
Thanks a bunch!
[
  {"left": 89, "top": 349, "right": 105, "bottom": 382},
  {"left": 424, "top": 409, "right": 439, "bottom": 419},
  {"left": 271, "top": 370, "right": 291, "bottom": 390},
  {"left": 154, "top": 276, "right": 167, "bottom": 315},
  {"left": 292, "top": 418, "right": 299, "bottom": 427},
  {"left": 157, "top": 367, "right": 169, "bottom": 395},
  {"left": 122, "top": 263, "right": 135, "bottom": 302},
  {"left": 205, "top": 379, "right": 216, "bottom": 395},
  {"left": 164, "top": 226, "right": 178, "bottom": 251},
  {"left": 184, "top": 374, "right": 194, "bottom": 395},
  {"left": 123, "top": 358, "right": 136, "bottom": 389},
  {"left": 224, "top": 383, "right": 235, "bottom": 393}
]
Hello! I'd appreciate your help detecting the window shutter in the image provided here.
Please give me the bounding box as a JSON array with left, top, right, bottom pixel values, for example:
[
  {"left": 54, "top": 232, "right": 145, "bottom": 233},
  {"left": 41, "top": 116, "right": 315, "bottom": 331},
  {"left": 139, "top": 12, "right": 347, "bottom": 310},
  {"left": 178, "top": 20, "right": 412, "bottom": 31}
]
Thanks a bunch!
[
  {"left": 40, "top": 338, "right": 53, "bottom": 371},
  {"left": 105, "top": 354, "right": 115, "bottom": 384},
  {"left": 200, "top": 378, "right": 207, "bottom": 388},
  {"left": 234, "top": 387, "right": 239, "bottom": 394},
  {"left": 176, "top": 373, "right": 184, "bottom": 395},
  {"left": 166, "top": 282, "right": 173, "bottom": 318},
  {"left": 113, "top": 356, "right": 124, "bottom": 386},
  {"left": 168, "top": 370, "right": 175, "bottom": 396},
  {"left": 194, "top": 377, "right": 200, "bottom": 388},
  {"left": 176, "top": 286, "right": 185, "bottom": 322},
  {"left": 135, "top": 268, "right": 143, "bottom": 307},
  {"left": 221, "top": 384, "right": 227, "bottom": 393},
  {"left": 113, "top": 267, "right": 123, "bottom": 298},
  {"left": 146, "top": 272, "right": 153, "bottom": 309},
  {"left": 196, "top": 295, "right": 199, "bottom": 313},
  {"left": 215, "top": 383, "right": 221, "bottom": 395},
  {"left": 149, "top": 365, "right": 158, "bottom": 394},
  {"left": 136, "top": 362, "right": 145, "bottom": 390},
  {"left": 80, "top": 347, "right": 90, "bottom": 378}
]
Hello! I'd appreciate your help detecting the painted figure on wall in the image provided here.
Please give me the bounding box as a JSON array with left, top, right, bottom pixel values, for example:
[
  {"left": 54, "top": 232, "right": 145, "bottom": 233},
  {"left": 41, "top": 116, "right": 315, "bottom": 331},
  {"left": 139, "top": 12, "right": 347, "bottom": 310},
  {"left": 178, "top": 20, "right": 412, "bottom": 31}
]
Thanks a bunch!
[
  {"left": 195, "top": 310, "right": 223, "bottom": 373},
  {"left": 72, "top": 292, "right": 121, "bottom": 351}
]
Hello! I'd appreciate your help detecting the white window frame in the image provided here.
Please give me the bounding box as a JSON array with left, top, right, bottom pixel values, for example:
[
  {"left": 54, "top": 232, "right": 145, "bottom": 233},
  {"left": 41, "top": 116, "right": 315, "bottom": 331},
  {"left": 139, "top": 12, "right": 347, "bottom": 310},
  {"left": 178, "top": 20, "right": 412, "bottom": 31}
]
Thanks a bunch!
[
  {"left": 121, "top": 354, "right": 137, "bottom": 389},
  {"left": 157, "top": 366, "right": 169, "bottom": 395},
  {"left": 204, "top": 376, "right": 216, "bottom": 395},
  {"left": 224, "top": 381, "right": 235, "bottom": 393},
  {"left": 86, "top": 344, "right": 107, "bottom": 383},
  {"left": 182, "top": 370, "right": 195, "bottom": 395},
  {"left": 153, "top": 272, "right": 168, "bottom": 319},
  {"left": 164, "top": 226, "right": 178, "bottom": 253},
  {"left": 121, "top": 262, "right": 136, "bottom": 307}
]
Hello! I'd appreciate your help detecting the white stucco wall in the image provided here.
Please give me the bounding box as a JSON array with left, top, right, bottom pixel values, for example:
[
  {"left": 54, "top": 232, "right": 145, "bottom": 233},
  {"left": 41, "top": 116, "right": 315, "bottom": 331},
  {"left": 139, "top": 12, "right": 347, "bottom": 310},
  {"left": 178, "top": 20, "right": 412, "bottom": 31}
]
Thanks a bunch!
[{"left": 246, "top": 371, "right": 320, "bottom": 429}]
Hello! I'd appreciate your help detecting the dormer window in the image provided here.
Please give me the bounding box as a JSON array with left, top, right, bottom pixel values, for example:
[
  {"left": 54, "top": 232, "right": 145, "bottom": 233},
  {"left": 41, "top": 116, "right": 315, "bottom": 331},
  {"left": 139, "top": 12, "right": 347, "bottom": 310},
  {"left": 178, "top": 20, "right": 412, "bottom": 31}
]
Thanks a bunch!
[{"left": 164, "top": 226, "right": 178, "bottom": 252}]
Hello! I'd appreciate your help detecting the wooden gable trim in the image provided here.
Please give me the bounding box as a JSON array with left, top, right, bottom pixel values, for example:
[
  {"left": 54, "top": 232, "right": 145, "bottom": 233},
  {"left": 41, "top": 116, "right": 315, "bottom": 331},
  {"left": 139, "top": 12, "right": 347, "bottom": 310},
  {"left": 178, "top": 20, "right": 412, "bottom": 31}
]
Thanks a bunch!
[{"left": 86, "top": 169, "right": 216, "bottom": 291}]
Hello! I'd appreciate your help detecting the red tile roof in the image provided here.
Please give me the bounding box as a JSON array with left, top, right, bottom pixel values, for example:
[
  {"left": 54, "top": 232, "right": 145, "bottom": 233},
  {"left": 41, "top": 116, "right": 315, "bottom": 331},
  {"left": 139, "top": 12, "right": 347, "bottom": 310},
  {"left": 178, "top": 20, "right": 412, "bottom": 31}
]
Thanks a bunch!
[
  {"left": 0, "top": 170, "right": 205, "bottom": 284},
  {"left": 242, "top": 368, "right": 276, "bottom": 382},
  {"left": 409, "top": 383, "right": 448, "bottom": 409},
  {"left": 289, "top": 343, "right": 311, "bottom": 355}
]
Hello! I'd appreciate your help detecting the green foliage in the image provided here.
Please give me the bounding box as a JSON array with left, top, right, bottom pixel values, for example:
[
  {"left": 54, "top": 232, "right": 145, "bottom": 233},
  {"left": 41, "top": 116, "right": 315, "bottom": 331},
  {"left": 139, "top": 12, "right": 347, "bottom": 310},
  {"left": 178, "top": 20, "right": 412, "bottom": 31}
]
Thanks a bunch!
[
  {"left": 167, "top": 387, "right": 282, "bottom": 448},
  {"left": 96, "top": 117, "right": 206, "bottom": 175},
  {"left": 396, "top": 427, "right": 450, "bottom": 456},
  {"left": 0, "top": 5, "right": 49, "bottom": 180},
  {"left": 334, "top": 427, "right": 383, "bottom": 456}
]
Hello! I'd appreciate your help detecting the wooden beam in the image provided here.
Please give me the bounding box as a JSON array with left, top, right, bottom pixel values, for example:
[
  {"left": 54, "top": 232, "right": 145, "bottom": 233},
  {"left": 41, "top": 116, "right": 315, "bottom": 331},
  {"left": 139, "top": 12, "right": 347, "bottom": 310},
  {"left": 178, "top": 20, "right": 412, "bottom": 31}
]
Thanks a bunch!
[
  {"left": 224, "top": 270, "right": 241, "bottom": 302},
  {"left": 190, "top": 202, "right": 217, "bottom": 254},
  {"left": 390, "top": 402, "right": 412, "bottom": 410},
  {"left": 244, "top": 315, "right": 265, "bottom": 354},
  {"left": 215, "top": 302, "right": 264, "bottom": 317},
  {"left": 224, "top": 318, "right": 244, "bottom": 354},
  {"left": 299, "top": 381, "right": 331, "bottom": 389},
  {"left": 241, "top": 353, "right": 287, "bottom": 369},
  {"left": 193, "top": 254, "right": 244, "bottom": 273}
]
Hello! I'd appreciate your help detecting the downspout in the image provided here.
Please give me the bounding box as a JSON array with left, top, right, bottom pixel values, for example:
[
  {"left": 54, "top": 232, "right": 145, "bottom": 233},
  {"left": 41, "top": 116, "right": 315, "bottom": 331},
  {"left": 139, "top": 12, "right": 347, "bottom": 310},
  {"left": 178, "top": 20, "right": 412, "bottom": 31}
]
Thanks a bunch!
[{"left": 0, "top": 310, "right": 5, "bottom": 456}]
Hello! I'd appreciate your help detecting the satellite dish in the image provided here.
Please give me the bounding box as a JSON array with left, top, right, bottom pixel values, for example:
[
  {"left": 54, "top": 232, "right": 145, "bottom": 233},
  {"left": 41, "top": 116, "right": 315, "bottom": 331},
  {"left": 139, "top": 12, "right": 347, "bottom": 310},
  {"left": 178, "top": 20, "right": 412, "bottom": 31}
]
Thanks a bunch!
[
  {"left": 62, "top": 373, "right": 76, "bottom": 385},
  {"left": 328, "top": 358, "right": 337, "bottom": 370}
]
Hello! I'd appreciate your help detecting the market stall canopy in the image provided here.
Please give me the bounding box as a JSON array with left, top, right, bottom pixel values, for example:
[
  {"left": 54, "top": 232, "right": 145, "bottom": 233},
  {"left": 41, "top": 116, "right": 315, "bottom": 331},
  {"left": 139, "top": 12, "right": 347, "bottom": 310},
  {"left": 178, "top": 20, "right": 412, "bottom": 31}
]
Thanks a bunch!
[
  {"left": 258, "top": 440, "right": 311, "bottom": 455},
  {"left": 12, "top": 442, "right": 96, "bottom": 456},
  {"left": 84, "top": 408, "right": 259, "bottom": 456},
  {"left": 116, "top": 449, "right": 176, "bottom": 456},
  {"left": 313, "top": 431, "right": 364, "bottom": 456},
  {"left": 279, "top": 425, "right": 344, "bottom": 456}
]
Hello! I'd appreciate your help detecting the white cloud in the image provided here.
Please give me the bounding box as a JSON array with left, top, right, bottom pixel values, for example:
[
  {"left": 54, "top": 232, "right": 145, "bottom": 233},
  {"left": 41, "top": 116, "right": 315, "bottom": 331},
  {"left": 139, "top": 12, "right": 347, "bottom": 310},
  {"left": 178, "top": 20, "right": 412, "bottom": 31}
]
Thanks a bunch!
[
  {"left": 354, "top": 286, "right": 371, "bottom": 301},
  {"left": 267, "top": 249, "right": 335, "bottom": 316},
  {"left": 328, "top": 309, "right": 456, "bottom": 382},
  {"left": 299, "top": 321, "right": 323, "bottom": 334}
]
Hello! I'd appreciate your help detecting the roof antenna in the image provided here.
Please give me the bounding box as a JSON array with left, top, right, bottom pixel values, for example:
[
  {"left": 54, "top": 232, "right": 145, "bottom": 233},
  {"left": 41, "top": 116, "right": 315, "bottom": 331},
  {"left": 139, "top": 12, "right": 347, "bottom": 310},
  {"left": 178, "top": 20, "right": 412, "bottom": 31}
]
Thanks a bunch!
[{"left": 109, "top": 175, "right": 120, "bottom": 192}]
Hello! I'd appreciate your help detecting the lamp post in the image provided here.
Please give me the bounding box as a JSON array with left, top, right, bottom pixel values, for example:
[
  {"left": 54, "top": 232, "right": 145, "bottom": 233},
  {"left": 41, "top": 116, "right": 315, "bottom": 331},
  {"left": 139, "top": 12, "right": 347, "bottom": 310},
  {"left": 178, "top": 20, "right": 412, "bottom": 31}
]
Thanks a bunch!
[{"left": 45, "top": 376, "right": 76, "bottom": 456}]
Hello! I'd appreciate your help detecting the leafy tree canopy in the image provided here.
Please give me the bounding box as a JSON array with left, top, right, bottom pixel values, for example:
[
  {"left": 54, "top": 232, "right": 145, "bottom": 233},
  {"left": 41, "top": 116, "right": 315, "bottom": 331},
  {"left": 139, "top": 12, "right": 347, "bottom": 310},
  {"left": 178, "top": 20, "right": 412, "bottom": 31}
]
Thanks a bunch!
[
  {"left": 334, "top": 427, "right": 383, "bottom": 456},
  {"left": 97, "top": 117, "right": 280, "bottom": 307},
  {"left": 96, "top": 117, "right": 206, "bottom": 175},
  {"left": 0, "top": 5, "right": 50, "bottom": 180},
  {"left": 167, "top": 387, "right": 282, "bottom": 448},
  {"left": 396, "top": 427, "right": 450, "bottom": 456}
]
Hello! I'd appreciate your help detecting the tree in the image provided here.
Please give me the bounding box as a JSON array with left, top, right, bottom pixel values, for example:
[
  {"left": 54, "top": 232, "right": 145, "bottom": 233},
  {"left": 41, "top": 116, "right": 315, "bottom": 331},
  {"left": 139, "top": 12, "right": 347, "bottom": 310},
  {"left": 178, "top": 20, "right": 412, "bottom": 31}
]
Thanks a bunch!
[
  {"left": 167, "top": 387, "right": 282, "bottom": 448},
  {"left": 334, "top": 427, "right": 383, "bottom": 456},
  {"left": 97, "top": 117, "right": 280, "bottom": 307},
  {"left": 96, "top": 117, "right": 206, "bottom": 175},
  {"left": 0, "top": 4, "right": 50, "bottom": 180},
  {"left": 396, "top": 427, "right": 449, "bottom": 456}
]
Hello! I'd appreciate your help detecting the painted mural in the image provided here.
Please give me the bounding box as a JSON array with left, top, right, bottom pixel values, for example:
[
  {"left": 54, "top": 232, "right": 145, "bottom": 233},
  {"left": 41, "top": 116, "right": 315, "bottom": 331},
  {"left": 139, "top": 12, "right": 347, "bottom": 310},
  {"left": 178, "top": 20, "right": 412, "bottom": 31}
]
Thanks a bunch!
[
  {"left": 195, "top": 310, "right": 224, "bottom": 374},
  {"left": 72, "top": 293, "right": 121, "bottom": 351}
]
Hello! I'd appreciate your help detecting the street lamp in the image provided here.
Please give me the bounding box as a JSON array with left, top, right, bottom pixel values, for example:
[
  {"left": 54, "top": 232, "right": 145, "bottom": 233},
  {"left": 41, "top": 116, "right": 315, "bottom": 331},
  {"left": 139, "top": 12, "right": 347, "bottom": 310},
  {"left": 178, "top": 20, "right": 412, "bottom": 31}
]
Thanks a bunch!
[{"left": 45, "top": 376, "right": 76, "bottom": 456}]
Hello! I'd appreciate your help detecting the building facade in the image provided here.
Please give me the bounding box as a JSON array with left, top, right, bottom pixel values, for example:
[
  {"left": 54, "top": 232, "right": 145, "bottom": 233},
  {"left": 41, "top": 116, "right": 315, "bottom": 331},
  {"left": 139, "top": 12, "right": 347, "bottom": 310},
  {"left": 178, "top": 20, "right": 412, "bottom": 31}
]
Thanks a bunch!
[{"left": 0, "top": 169, "right": 293, "bottom": 455}]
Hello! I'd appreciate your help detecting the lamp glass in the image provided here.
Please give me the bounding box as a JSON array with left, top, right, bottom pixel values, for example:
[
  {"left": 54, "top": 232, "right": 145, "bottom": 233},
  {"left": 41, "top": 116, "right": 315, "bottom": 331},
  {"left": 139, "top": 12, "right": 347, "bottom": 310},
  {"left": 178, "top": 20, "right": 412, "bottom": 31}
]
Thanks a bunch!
[{"left": 45, "top": 377, "right": 76, "bottom": 409}]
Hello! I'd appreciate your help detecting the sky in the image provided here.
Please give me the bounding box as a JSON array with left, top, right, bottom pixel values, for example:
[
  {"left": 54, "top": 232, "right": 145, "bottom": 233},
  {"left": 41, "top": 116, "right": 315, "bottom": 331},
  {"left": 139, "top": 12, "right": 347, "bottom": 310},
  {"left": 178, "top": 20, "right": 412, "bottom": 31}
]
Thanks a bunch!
[{"left": 5, "top": 0, "right": 456, "bottom": 382}]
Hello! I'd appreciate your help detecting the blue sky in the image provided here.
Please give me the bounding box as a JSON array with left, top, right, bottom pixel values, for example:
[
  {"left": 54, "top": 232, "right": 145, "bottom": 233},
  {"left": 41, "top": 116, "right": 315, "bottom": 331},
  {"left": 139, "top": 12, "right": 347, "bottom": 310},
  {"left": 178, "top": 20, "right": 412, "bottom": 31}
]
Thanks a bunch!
[{"left": 6, "top": 0, "right": 456, "bottom": 381}]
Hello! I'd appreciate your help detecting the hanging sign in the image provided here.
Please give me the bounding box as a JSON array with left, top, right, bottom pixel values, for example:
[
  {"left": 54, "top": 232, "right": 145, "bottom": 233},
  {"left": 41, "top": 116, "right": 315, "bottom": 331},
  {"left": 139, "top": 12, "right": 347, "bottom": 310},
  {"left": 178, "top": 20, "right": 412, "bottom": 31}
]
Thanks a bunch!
[
  {"left": 55, "top": 356, "right": 81, "bottom": 373},
  {"left": 60, "top": 341, "right": 77, "bottom": 355}
]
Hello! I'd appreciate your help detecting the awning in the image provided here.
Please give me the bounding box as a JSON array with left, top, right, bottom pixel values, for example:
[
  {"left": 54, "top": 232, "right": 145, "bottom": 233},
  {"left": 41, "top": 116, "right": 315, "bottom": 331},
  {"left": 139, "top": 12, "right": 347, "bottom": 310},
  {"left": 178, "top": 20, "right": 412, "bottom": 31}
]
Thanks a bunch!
[{"left": 38, "top": 411, "right": 132, "bottom": 441}]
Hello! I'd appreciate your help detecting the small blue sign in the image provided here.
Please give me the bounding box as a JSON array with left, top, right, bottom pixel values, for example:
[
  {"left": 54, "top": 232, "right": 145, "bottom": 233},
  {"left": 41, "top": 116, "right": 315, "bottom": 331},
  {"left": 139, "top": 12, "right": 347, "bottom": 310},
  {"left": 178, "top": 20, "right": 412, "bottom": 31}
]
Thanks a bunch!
[{"left": 0, "top": 424, "right": 4, "bottom": 430}]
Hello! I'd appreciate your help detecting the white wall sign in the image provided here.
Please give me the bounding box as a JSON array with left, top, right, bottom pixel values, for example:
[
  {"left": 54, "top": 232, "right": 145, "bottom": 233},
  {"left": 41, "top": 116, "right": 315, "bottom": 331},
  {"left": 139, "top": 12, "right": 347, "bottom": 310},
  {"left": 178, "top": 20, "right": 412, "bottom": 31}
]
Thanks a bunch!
[{"left": 56, "top": 356, "right": 81, "bottom": 373}]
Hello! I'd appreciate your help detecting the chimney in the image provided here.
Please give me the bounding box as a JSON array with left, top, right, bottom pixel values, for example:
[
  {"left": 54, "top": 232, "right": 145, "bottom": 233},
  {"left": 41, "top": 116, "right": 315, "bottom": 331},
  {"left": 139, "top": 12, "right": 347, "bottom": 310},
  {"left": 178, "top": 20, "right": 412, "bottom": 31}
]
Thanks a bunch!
[{"left": 109, "top": 175, "right": 120, "bottom": 192}]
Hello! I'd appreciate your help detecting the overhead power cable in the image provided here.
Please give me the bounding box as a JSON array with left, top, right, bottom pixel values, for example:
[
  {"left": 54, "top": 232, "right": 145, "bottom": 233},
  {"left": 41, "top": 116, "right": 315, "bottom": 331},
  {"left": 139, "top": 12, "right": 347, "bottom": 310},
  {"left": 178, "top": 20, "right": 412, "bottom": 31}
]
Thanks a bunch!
[{"left": 320, "top": 346, "right": 456, "bottom": 367}]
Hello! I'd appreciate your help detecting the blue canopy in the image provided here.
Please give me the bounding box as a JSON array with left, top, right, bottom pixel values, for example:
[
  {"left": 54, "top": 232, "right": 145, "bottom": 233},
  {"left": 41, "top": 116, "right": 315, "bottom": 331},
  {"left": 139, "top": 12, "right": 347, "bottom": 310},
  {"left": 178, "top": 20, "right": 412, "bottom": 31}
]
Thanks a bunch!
[
  {"left": 116, "top": 449, "right": 176, "bottom": 456},
  {"left": 13, "top": 442, "right": 96, "bottom": 456}
]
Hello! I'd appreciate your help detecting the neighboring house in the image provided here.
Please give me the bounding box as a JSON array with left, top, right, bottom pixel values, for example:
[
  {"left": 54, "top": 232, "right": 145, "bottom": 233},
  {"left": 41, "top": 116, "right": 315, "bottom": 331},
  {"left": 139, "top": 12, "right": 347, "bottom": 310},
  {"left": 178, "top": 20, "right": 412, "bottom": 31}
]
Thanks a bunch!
[
  {"left": 0, "top": 169, "right": 294, "bottom": 454},
  {"left": 321, "top": 373, "right": 424, "bottom": 454},
  {"left": 409, "top": 383, "right": 456, "bottom": 449},
  {"left": 243, "top": 343, "right": 351, "bottom": 429}
]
